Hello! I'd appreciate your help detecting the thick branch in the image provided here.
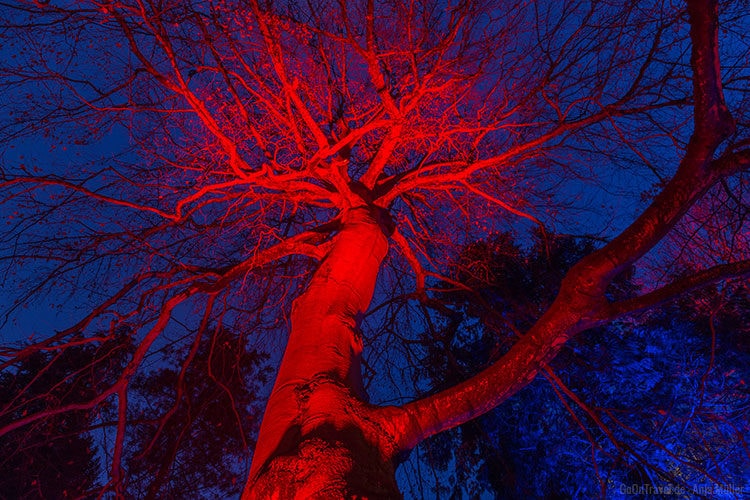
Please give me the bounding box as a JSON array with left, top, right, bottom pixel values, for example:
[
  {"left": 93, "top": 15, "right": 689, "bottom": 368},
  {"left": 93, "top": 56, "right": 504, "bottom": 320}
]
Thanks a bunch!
[
  {"left": 599, "top": 259, "right": 750, "bottom": 321},
  {"left": 382, "top": 0, "right": 740, "bottom": 453},
  {"left": 199, "top": 228, "right": 335, "bottom": 293},
  {"left": 687, "top": 0, "right": 734, "bottom": 141}
]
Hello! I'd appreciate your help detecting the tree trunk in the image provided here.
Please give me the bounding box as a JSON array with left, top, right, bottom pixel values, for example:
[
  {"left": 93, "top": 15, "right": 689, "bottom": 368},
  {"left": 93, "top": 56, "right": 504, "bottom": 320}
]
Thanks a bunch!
[{"left": 243, "top": 206, "right": 401, "bottom": 498}]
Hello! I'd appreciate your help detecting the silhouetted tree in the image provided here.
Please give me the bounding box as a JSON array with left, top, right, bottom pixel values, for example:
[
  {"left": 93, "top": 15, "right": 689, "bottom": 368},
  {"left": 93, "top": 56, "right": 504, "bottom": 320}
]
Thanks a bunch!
[{"left": 125, "top": 324, "right": 271, "bottom": 498}]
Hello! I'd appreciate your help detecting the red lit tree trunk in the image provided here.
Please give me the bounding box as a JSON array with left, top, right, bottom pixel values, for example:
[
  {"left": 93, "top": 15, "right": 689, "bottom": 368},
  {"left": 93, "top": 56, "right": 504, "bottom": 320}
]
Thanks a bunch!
[
  {"left": 241, "top": 1, "right": 745, "bottom": 496},
  {"left": 243, "top": 206, "right": 401, "bottom": 498}
]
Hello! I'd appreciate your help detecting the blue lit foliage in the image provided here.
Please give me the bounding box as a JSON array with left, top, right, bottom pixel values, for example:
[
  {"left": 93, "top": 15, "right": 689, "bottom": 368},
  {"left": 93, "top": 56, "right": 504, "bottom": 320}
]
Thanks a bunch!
[{"left": 417, "top": 233, "right": 749, "bottom": 498}]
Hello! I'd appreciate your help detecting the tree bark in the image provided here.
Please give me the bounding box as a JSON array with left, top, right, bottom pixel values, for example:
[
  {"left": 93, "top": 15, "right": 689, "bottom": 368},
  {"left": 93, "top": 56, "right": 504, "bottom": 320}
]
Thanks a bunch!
[{"left": 243, "top": 206, "right": 401, "bottom": 498}]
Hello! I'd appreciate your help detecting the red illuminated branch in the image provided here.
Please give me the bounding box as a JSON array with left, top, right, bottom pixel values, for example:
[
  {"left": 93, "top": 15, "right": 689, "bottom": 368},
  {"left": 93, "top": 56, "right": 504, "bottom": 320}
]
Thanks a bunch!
[
  {"left": 599, "top": 259, "right": 750, "bottom": 321},
  {"left": 111, "top": 7, "right": 255, "bottom": 180},
  {"left": 540, "top": 365, "right": 621, "bottom": 497},
  {"left": 460, "top": 181, "right": 547, "bottom": 236},
  {"left": 207, "top": 32, "right": 289, "bottom": 149},
  {"left": 360, "top": 123, "right": 403, "bottom": 189},
  {"left": 1, "top": 170, "right": 337, "bottom": 233},
  {"left": 390, "top": 227, "right": 426, "bottom": 294},
  {"left": 111, "top": 386, "right": 128, "bottom": 496},
  {"left": 137, "top": 296, "right": 217, "bottom": 495},
  {"left": 361, "top": 0, "right": 400, "bottom": 118},
  {"left": 0, "top": 224, "right": 334, "bottom": 443},
  {"left": 173, "top": 180, "right": 247, "bottom": 219},
  {"left": 378, "top": 98, "right": 688, "bottom": 205},
  {"left": 687, "top": 0, "right": 734, "bottom": 142},
  {"left": 0, "top": 286, "right": 190, "bottom": 441},
  {"left": 0, "top": 271, "right": 169, "bottom": 369},
  {"left": 1, "top": 176, "right": 177, "bottom": 220},
  {"left": 0, "top": 386, "right": 111, "bottom": 439},
  {"left": 191, "top": 13, "right": 270, "bottom": 156},
  {"left": 248, "top": 0, "right": 330, "bottom": 152},
  {"left": 199, "top": 227, "right": 335, "bottom": 293},
  {"left": 712, "top": 147, "right": 750, "bottom": 177}
]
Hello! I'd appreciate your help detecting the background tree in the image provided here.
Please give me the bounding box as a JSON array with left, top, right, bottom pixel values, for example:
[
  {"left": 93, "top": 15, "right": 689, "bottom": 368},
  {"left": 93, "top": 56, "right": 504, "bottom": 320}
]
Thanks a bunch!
[
  {"left": 0, "top": 0, "right": 748, "bottom": 497},
  {"left": 415, "top": 232, "right": 749, "bottom": 498},
  {"left": 0, "top": 334, "right": 129, "bottom": 499},
  {"left": 124, "top": 324, "right": 271, "bottom": 498},
  {"left": 0, "top": 323, "right": 269, "bottom": 499}
]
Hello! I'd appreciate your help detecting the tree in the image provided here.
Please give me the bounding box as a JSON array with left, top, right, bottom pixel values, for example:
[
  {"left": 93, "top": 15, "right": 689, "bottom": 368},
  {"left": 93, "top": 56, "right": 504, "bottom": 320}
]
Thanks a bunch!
[
  {"left": 0, "top": 335, "right": 129, "bottom": 498},
  {"left": 124, "top": 324, "right": 270, "bottom": 498},
  {"left": 417, "top": 233, "right": 749, "bottom": 497},
  {"left": 0, "top": 0, "right": 748, "bottom": 497}
]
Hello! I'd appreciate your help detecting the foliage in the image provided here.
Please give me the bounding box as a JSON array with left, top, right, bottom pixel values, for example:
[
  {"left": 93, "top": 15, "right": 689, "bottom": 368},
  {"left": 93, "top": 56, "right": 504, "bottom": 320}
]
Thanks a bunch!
[
  {"left": 0, "top": 324, "right": 270, "bottom": 499},
  {"left": 124, "top": 325, "right": 270, "bottom": 498}
]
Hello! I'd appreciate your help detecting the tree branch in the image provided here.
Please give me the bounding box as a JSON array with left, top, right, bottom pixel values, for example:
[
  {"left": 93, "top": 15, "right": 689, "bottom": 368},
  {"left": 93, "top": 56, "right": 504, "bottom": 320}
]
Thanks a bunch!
[
  {"left": 382, "top": 0, "right": 741, "bottom": 454},
  {"left": 598, "top": 259, "right": 750, "bottom": 322}
]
